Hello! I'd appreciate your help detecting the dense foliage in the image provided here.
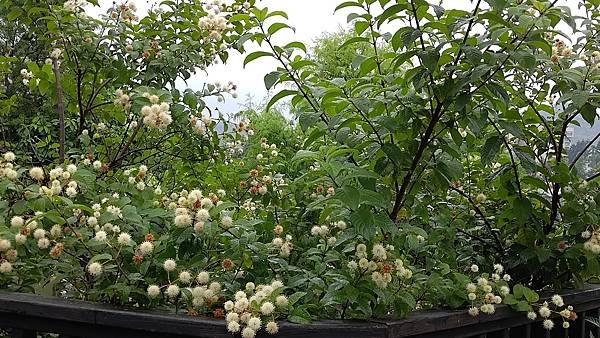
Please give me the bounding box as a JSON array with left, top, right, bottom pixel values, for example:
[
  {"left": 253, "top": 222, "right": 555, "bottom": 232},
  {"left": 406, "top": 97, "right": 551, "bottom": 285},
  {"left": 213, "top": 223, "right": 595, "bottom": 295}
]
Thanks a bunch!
[{"left": 1, "top": 0, "right": 600, "bottom": 336}]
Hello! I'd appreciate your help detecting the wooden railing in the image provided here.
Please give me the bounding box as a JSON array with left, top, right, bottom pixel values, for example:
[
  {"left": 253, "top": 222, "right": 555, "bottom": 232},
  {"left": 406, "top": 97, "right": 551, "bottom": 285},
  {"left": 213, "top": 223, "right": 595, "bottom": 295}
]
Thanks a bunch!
[{"left": 1, "top": 285, "right": 600, "bottom": 337}]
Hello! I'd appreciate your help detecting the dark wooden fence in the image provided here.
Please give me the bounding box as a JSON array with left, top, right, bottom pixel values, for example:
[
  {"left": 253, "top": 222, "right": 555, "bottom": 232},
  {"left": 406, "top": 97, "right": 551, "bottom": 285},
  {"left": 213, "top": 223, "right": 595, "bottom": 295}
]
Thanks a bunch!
[{"left": 1, "top": 285, "right": 600, "bottom": 338}]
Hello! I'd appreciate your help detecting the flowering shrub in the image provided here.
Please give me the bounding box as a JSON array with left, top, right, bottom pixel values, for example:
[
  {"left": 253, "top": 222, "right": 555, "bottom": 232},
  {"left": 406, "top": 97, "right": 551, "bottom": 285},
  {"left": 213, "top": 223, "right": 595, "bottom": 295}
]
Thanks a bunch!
[{"left": 3, "top": 0, "right": 600, "bottom": 336}]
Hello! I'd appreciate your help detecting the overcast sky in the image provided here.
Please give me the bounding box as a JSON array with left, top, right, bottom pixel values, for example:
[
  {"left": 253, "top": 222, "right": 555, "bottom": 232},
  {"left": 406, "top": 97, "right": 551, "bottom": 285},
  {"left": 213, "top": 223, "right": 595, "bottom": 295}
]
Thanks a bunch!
[{"left": 90, "top": 0, "right": 580, "bottom": 115}]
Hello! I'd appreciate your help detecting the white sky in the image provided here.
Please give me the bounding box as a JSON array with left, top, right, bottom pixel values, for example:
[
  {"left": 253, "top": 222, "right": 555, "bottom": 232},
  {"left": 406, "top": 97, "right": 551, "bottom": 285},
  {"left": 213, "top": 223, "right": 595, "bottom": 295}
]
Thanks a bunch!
[{"left": 90, "top": 0, "right": 579, "bottom": 115}]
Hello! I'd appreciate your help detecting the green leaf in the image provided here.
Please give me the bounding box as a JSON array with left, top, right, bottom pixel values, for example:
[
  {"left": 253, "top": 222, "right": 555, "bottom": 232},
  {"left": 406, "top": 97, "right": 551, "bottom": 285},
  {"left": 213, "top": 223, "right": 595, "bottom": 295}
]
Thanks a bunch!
[
  {"left": 264, "top": 71, "right": 280, "bottom": 90},
  {"left": 265, "top": 89, "right": 296, "bottom": 111},
  {"left": 481, "top": 135, "right": 502, "bottom": 165},
  {"left": 243, "top": 51, "right": 273, "bottom": 67},
  {"left": 288, "top": 306, "right": 312, "bottom": 324},
  {"left": 90, "top": 253, "right": 112, "bottom": 263},
  {"left": 268, "top": 22, "right": 293, "bottom": 36},
  {"left": 351, "top": 205, "right": 374, "bottom": 239},
  {"left": 335, "top": 1, "right": 361, "bottom": 12}
]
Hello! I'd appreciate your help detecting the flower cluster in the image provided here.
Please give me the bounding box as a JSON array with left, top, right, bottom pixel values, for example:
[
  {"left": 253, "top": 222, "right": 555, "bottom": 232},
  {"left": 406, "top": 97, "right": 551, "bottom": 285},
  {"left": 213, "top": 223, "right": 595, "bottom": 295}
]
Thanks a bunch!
[
  {"left": 527, "top": 295, "right": 577, "bottom": 331},
  {"left": 141, "top": 93, "right": 172, "bottom": 129},
  {"left": 271, "top": 224, "right": 293, "bottom": 257},
  {"left": 30, "top": 164, "right": 80, "bottom": 198},
  {"left": 198, "top": 1, "right": 229, "bottom": 41},
  {"left": 114, "top": 89, "right": 132, "bottom": 110},
  {"left": 0, "top": 152, "right": 18, "bottom": 180},
  {"left": 115, "top": 2, "right": 138, "bottom": 22},
  {"left": 583, "top": 228, "right": 600, "bottom": 253},
  {"left": 19, "top": 68, "right": 34, "bottom": 86},
  {"left": 190, "top": 114, "right": 213, "bottom": 135},
  {"left": 348, "top": 243, "right": 412, "bottom": 289},
  {"left": 223, "top": 281, "right": 287, "bottom": 338},
  {"left": 63, "top": 0, "right": 87, "bottom": 12},
  {"left": 550, "top": 39, "right": 572, "bottom": 63},
  {"left": 465, "top": 264, "right": 511, "bottom": 316}
]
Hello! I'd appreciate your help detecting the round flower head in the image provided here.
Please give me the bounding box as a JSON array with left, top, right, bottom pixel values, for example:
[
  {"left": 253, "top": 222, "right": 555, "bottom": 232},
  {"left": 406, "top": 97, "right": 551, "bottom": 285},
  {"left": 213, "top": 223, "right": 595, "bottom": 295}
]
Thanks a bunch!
[
  {"left": 551, "top": 295, "right": 564, "bottom": 307},
  {"left": 241, "top": 327, "right": 255, "bottom": 338},
  {"left": 543, "top": 319, "right": 554, "bottom": 330},
  {"left": 163, "top": 259, "right": 177, "bottom": 272},
  {"left": 3, "top": 152, "right": 15, "bottom": 162},
  {"left": 227, "top": 321, "right": 240, "bottom": 333},
  {"left": 166, "top": 284, "right": 180, "bottom": 298},
  {"left": 10, "top": 216, "right": 24, "bottom": 227},
  {"left": 179, "top": 271, "right": 192, "bottom": 284},
  {"left": 266, "top": 321, "right": 279, "bottom": 334},
  {"left": 147, "top": 285, "right": 161, "bottom": 298},
  {"left": 87, "top": 262, "right": 102, "bottom": 276},
  {"left": 196, "top": 271, "right": 209, "bottom": 284},
  {"left": 275, "top": 295, "right": 288, "bottom": 307},
  {"left": 0, "top": 261, "right": 12, "bottom": 273},
  {"left": 139, "top": 241, "right": 154, "bottom": 255},
  {"left": 29, "top": 167, "right": 44, "bottom": 180},
  {"left": 260, "top": 301, "right": 275, "bottom": 315},
  {"left": 117, "top": 232, "right": 131, "bottom": 245},
  {"left": 247, "top": 316, "right": 261, "bottom": 330}
]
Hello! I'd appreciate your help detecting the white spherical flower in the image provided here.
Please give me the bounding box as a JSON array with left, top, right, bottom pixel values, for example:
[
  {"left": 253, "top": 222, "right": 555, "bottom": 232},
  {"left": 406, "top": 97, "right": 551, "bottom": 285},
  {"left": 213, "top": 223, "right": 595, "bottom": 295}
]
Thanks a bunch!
[
  {"left": 166, "top": 284, "right": 180, "bottom": 298},
  {"left": 33, "top": 228, "right": 46, "bottom": 240},
  {"left": 275, "top": 295, "right": 288, "bottom": 307},
  {"left": 241, "top": 327, "right": 255, "bottom": 338},
  {"left": 468, "top": 292, "right": 477, "bottom": 301},
  {"left": 227, "top": 321, "right": 240, "bottom": 333},
  {"left": 266, "top": 321, "right": 279, "bottom": 334},
  {"left": 235, "top": 290, "right": 246, "bottom": 300},
  {"left": 163, "top": 259, "right": 177, "bottom": 272},
  {"left": 468, "top": 307, "right": 479, "bottom": 317},
  {"left": 563, "top": 322, "right": 570, "bottom": 329},
  {"left": 14, "top": 234, "right": 27, "bottom": 245},
  {"left": 87, "top": 216, "right": 98, "bottom": 226},
  {"left": 551, "top": 295, "right": 564, "bottom": 307},
  {"left": 10, "top": 216, "right": 24, "bottom": 227},
  {"left": 29, "top": 167, "right": 44, "bottom": 180},
  {"left": 174, "top": 214, "right": 192, "bottom": 227},
  {"left": 224, "top": 300, "right": 234, "bottom": 311},
  {"left": 93, "top": 161, "right": 102, "bottom": 169},
  {"left": 3, "top": 152, "right": 15, "bottom": 162},
  {"left": 117, "top": 232, "right": 131, "bottom": 245},
  {"left": 200, "top": 197, "right": 213, "bottom": 209},
  {"left": 470, "top": 264, "right": 479, "bottom": 272},
  {"left": 527, "top": 311, "right": 537, "bottom": 320},
  {"left": 0, "top": 239, "right": 11, "bottom": 252},
  {"left": 539, "top": 306, "right": 551, "bottom": 318},
  {"left": 221, "top": 215, "right": 233, "bottom": 229},
  {"left": 260, "top": 302, "right": 275, "bottom": 315},
  {"left": 139, "top": 241, "right": 154, "bottom": 255},
  {"left": 543, "top": 319, "right": 554, "bottom": 330},
  {"left": 179, "top": 271, "right": 192, "bottom": 284},
  {"left": 196, "top": 271, "right": 209, "bottom": 284},
  {"left": 499, "top": 286, "right": 510, "bottom": 296},
  {"left": 87, "top": 262, "right": 102, "bottom": 276},
  {"left": 372, "top": 244, "right": 387, "bottom": 260},
  {"left": 0, "top": 261, "right": 12, "bottom": 273},
  {"left": 94, "top": 231, "right": 107, "bottom": 242},
  {"left": 196, "top": 208, "right": 210, "bottom": 221},
  {"left": 147, "top": 285, "right": 160, "bottom": 299},
  {"left": 247, "top": 317, "right": 261, "bottom": 330},
  {"left": 493, "top": 264, "right": 504, "bottom": 274},
  {"left": 209, "top": 281, "right": 221, "bottom": 293},
  {"left": 502, "top": 274, "right": 511, "bottom": 282},
  {"left": 37, "top": 238, "right": 50, "bottom": 249}
]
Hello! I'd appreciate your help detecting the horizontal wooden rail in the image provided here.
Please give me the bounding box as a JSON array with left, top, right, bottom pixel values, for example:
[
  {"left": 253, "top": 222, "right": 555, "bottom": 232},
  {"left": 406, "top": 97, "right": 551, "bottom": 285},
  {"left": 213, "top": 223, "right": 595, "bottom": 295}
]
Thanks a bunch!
[{"left": 0, "top": 285, "right": 599, "bottom": 337}]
